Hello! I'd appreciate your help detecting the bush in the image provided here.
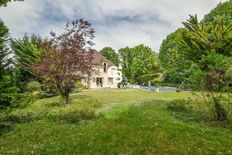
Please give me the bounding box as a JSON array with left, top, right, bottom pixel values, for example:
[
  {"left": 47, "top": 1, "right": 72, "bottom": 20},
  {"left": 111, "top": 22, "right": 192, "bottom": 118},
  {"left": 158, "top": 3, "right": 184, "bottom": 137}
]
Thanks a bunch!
[
  {"left": 74, "top": 81, "right": 85, "bottom": 92},
  {"left": 0, "top": 118, "right": 12, "bottom": 135},
  {"left": 0, "top": 76, "right": 20, "bottom": 108},
  {"left": 185, "top": 64, "right": 232, "bottom": 122},
  {"left": 27, "top": 81, "right": 41, "bottom": 92},
  {"left": 4, "top": 109, "right": 39, "bottom": 123},
  {"left": 56, "top": 107, "right": 97, "bottom": 123},
  {"left": 12, "top": 92, "right": 41, "bottom": 108}
]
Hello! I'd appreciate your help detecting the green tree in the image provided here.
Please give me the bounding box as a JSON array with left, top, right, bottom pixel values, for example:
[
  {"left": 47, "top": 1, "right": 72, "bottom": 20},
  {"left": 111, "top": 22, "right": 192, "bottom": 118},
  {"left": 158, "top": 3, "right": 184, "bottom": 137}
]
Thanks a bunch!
[
  {"left": 0, "top": 75, "right": 19, "bottom": 107},
  {"left": 119, "top": 45, "right": 159, "bottom": 84},
  {"left": 159, "top": 2, "right": 232, "bottom": 83},
  {"left": 11, "top": 34, "right": 44, "bottom": 91},
  {"left": 0, "top": 20, "right": 9, "bottom": 80},
  {"left": 99, "top": 47, "right": 120, "bottom": 66},
  {"left": 159, "top": 28, "right": 190, "bottom": 83},
  {"left": 181, "top": 14, "right": 232, "bottom": 71},
  {"left": 203, "top": 0, "right": 232, "bottom": 25},
  {"left": 118, "top": 47, "right": 133, "bottom": 82},
  {"left": 181, "top": 14, "right": 232, "bottom": 122}
]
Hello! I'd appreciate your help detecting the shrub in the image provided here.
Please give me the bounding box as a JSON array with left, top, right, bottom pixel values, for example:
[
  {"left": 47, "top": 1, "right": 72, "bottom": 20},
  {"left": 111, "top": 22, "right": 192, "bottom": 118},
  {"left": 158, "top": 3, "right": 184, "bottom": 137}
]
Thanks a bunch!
[
  {"left": 185, "top": 64, "right": 232, "bottom": 122},
  {"left": 4, "top": 109, "right": 38, "bottom": 123},
  {"left": 57, "top": 107, "right": 97, "bottom": 123},
  {"left": 0, "top": 119, "right": 12, "bottom": 135},
  {"left": 27, "top": 81, "right": 41, "bottom": 92},
  {"left": 0, "top": 76, "right": 20, "bottom": 108},
  {"left": 74, "top": 80, "right": 85, "bottom": 92},
  {"left": 12, "top": 92, "right": 40, "bottom": 108}
]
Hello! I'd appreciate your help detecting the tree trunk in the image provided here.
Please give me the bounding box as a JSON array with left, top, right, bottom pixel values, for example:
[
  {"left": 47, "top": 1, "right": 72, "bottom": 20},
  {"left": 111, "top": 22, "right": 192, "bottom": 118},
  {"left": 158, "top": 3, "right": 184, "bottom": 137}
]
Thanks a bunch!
[
  {"left": 63, "top": 93, "right": 69, "bottom": 104},
  {"left": 60, "top": 84, "right": 70, "bottom": 104}
]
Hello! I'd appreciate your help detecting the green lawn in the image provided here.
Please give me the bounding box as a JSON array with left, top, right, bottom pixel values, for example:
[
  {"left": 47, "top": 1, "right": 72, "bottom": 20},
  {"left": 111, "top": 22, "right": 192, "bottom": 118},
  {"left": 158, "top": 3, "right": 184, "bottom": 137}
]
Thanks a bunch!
[{"left": 0, "top": 89, "right": 232, "bottom": 154}]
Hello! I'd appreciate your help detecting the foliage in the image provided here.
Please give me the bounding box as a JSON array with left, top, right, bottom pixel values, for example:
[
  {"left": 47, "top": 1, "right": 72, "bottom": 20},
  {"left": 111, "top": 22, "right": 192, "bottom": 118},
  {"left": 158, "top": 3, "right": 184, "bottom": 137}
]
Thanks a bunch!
[
  {"left": 203, "top": 0, "right": 232, "bottom": 25},
  {"left": 27, "top": 81, "right": 41, "bottom": 92},
  {"left": 99, "top": 47, "right": 120, "bottom": 66},
  {"left": 159, "top": 28, "right": 190, "bottom": 83},
  {"left": 11, "top": 35, "right": 44, "bottom": 92},
  {"left": 118, "top": 47, "right": 133, "bottom": 81},
  {"left": 180, "top": 14, "right": 232, "bottom": 122},
  {"left": 186, "top": 63, "right": 232, "bottom": 122},
  {"left": 0, "top": 76, "right": 19, "bottom": 108},
  {"left": 181, "top": 15, "right": 232, "bottom": 71},
  {"left": 159, "top": 0, "right": 232, "bottom": 121},
  {"left": 75, "top": 80, "right": 84, "bottom": 90},
  {"left": 159, "top": 0, "right": 232, "bottom": 84},
  {"left": 57, "top": 106, "right": 97, "bottom": 123},
  {"left": 0, "top": 20, "right": 9, "bottom": 80},
  {"left": 119, "top": 44, "right": 160, "bottom": 84},
  {"left": 0, "top": 0, "right": 23, "bottom": 6},
  {"left": 33, "top": 19, "right": 95, "bottom": 104},
  {"left": 4, "top": 96, "right": 101, "bottom": 123}
]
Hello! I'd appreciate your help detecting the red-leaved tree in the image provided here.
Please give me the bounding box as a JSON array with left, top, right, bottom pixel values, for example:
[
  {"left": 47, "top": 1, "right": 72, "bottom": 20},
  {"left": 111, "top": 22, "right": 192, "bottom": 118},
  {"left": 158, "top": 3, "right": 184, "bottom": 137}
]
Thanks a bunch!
[{"left": 33, "top": 19, "right": 95, "bottom": 104}]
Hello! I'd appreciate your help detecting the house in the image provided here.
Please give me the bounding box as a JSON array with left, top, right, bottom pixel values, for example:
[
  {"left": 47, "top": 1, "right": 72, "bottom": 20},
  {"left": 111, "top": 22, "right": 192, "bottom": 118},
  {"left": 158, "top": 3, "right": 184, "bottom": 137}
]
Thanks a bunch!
[{"left": 82, "top": 50, "right": 122, "bottom": 88}]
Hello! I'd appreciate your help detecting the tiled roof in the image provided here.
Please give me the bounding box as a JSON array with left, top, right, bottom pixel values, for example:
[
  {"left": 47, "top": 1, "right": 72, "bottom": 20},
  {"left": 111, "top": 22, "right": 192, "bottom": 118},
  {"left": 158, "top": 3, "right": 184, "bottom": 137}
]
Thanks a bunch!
[{"left": 92, "top": 50, "right": 115, "bottom": 67}]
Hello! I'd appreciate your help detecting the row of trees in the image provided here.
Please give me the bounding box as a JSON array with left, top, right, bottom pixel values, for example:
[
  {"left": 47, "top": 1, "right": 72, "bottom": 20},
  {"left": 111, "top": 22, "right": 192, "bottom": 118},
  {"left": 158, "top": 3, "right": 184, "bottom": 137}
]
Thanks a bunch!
[
  {"left": 100, "top": 45, "right": 160, "bottom": 85},
  {"left": 1, "top": 0, "right": 160, "bottom": 106},
  {"left": 0, "top": 21, "right": 95, "bottom": 105}
]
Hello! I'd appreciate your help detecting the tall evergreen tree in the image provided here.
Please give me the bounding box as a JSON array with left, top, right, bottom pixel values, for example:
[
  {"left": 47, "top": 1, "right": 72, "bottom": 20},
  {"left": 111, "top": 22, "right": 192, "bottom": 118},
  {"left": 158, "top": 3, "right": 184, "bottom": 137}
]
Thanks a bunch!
[
  {"left": 0, "top": 20, "right": 9, "bottom": 80},
  {"left": 11, "top": 35, "right": 44, "bottom": 91}
]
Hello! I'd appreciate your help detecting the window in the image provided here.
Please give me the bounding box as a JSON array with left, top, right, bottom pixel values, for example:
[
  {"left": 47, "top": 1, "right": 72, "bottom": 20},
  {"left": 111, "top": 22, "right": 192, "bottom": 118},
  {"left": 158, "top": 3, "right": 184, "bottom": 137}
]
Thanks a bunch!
[
  {"left": 108, "top": 78, "right": 113, "bottom": 85},
  {"left": 96, "top": 78, "right": 103, "bottom": 87},
  {"left": 103, "top": 63, "right": 107, "bottom": 73}
]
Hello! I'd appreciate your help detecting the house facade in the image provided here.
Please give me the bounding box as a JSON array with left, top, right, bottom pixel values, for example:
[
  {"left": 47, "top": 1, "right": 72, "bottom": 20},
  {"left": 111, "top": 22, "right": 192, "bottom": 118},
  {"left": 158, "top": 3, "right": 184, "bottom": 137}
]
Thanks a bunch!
[{"left": 82, "top": 51, "right": 122, "bottom": 89}]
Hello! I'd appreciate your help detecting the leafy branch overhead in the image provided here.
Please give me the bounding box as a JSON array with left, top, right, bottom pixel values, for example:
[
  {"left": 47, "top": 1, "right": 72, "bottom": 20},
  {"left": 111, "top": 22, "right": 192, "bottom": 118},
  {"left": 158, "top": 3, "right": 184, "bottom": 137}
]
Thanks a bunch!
[{"left": 0, "top": 0, "right": 23, "bottom": 6}]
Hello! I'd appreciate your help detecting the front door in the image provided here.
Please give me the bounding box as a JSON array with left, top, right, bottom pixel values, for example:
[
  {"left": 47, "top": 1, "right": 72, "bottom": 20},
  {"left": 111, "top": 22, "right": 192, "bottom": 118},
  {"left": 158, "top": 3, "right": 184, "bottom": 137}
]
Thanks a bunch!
[{"left": 96, "top": 78, "right": 103, "bottom": 87}]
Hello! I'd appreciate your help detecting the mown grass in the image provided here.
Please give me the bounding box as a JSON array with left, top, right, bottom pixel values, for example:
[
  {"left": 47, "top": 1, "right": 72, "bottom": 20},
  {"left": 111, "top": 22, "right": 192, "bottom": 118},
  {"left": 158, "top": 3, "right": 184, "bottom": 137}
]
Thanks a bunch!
[{"left": 0, "top": 89, "right": 232, "bottom": 154}]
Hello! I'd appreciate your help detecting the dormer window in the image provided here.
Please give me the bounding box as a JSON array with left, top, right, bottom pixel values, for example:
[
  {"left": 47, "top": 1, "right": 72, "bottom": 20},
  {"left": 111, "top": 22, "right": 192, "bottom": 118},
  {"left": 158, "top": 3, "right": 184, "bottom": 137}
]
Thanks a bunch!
[{"left": 103, "top": 62, "right": 107, "bottom": 73}]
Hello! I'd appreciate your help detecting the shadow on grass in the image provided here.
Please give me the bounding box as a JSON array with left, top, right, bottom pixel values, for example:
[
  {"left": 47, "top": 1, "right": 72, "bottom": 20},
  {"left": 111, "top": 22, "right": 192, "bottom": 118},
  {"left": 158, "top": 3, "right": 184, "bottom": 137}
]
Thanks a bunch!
[
  {"left": 166, "top": 103, "right": 232, "bottom": 129},
  {"left": 0, "top": 122, "right": 13, "bottom": 136},
  {"left": 70, "top": 94, "right": 91, "bottom": 100}
]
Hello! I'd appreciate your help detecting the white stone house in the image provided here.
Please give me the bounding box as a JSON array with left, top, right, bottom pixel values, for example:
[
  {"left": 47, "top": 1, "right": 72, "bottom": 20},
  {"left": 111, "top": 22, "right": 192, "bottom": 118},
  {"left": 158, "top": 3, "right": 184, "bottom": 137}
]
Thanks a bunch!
[{"left": 82, "top": 50, "right": 122, "bottom": 88}]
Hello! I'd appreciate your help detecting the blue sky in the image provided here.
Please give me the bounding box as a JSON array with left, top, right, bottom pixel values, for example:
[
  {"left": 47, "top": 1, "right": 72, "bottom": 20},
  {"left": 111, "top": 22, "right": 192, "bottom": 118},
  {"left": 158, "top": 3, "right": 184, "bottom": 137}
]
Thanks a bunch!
[{"left": 0, "top": 0, "right": 226, "bottom": 52}]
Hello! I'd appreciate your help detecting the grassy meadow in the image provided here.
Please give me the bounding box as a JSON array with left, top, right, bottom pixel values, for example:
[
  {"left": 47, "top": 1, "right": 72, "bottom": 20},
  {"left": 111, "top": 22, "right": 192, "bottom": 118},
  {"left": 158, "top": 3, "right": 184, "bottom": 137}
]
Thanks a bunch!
[{"left": 0, "top": 89, "right": 232, "bottom": 154}]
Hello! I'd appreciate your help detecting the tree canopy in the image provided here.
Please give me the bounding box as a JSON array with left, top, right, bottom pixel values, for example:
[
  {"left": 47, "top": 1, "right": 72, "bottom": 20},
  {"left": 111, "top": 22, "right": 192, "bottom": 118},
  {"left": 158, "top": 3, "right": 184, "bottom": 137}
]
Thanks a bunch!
[
  {"left": 119, "top": 44, "right": 159, "bottom": 84},
  {"left": 0, "top": 0, "right": 23, "bottom": 6},
  {"left": 203, "top": 0, "right": 232, "bottom": 25},
  {"left": 0, "top": 20, "right": 9, "bottom": 80},
  {"left": 11, "top": 34, "right": 44, "bottom": 91},
  {"left": 159, "top": 0, "right": 232, "bottom": 84},
  {"left": 99, "top": 47, "right": 120, "bottom": 66}
]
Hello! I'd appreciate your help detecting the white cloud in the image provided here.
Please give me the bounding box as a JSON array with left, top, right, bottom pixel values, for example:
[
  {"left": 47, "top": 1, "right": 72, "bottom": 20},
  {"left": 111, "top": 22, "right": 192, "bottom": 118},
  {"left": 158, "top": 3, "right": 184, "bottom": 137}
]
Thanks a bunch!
[{"left": 0, "top": 0, "right": 227, "bottom": 52}]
